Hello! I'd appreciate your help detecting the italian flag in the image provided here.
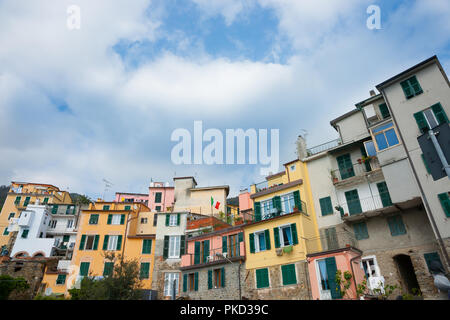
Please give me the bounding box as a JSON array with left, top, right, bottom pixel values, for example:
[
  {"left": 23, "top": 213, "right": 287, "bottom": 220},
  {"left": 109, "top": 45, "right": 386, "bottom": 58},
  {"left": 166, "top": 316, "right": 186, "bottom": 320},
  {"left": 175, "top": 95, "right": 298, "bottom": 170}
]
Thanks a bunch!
[{"left": 211, "top": 196, "right": 220, "bottom": 210}]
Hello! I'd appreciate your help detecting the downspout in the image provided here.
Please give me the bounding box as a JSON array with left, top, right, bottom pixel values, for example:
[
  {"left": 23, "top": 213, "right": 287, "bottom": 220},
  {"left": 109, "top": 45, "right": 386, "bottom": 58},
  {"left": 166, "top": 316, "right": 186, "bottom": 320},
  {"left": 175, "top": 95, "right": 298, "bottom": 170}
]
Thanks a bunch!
[
  {"left": 380, "top": 88, "right": 450, "bottom": 272},
  {"left": 350, "top": 251, "right": 363, "bottom": 299},
  {"left": 238, "top": 260, "right": 242, "bottom": 300}
]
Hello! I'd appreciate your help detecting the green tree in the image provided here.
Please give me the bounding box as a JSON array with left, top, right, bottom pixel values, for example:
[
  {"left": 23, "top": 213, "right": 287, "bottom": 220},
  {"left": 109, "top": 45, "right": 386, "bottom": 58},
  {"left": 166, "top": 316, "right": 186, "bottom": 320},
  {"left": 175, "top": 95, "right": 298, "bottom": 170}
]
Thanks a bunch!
[
  {"left": 70, "top": 193, "right": 92, "bottom": 205},
  {"left": 69, "top": 253, "right": 143, "bottom": 300},
  {"left": 0, "top": 275, "right": 29, "bottom": 300}
]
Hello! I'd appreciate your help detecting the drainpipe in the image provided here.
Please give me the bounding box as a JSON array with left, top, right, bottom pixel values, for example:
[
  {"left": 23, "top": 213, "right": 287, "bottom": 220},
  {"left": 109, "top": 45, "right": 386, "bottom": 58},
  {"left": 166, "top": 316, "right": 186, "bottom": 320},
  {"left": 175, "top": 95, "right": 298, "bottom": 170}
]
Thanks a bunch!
[
  {"left": 350, "top": 251, "right": 362, "bottom": 299},
  {"left": 238, "top": 260, "right": 242, "bottom": 300},
  {"left": 380, "top": 89, "right": 450, "bottom": 272}
]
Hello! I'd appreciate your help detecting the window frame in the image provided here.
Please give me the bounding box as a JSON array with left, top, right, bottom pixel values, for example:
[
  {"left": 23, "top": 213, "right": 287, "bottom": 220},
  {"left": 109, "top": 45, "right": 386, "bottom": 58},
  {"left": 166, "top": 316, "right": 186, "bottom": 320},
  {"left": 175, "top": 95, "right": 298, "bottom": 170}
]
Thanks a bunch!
[
  {"left": 370, "top": 121, "right": 400, "bottom": 152},
  {"left": 168, "top": 235, "right": 181, "bottom": 258},
  {"left": 164, "top": 272, "right": 179, "bottom": 297},
  {"left": 278, "top": 224, "right": 293, "bottom": 247}
]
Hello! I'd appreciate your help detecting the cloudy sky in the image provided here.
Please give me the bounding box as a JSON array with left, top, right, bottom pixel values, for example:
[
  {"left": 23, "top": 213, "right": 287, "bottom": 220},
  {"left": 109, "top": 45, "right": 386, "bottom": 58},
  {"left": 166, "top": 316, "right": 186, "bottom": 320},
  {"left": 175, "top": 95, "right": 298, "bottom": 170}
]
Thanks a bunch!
[{"left": 0, "top": 0, "right": 449, "bottom": 200}]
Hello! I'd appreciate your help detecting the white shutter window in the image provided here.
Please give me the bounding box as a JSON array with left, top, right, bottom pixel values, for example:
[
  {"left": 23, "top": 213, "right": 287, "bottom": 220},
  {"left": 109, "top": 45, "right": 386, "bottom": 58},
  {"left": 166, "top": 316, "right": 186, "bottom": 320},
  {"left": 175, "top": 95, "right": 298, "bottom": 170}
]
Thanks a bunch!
[
  {"left": 164, "top": 273, "right": 179, "bottom": 296},
  {"left": 164, "top": 273, "right": 170, "bottom": 296},
  {"left": 108, "top": 235, "right": 119, "bottom": 250},
  {"left": 111, "top": 214, "right": 121, "bottom": 225},
  {"left": 169, "top": 214, "right": 177, "bottom": 226}
]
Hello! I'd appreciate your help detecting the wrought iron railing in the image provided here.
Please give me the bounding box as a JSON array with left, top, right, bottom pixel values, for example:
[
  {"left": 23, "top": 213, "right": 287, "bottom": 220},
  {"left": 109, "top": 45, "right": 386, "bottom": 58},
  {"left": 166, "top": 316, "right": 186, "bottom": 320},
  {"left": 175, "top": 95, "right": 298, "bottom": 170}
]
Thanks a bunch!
[
  {"left": 331, "top": 157, "right": 381, "bottom": 183},
  {"left": 336, "top": 192, "right": 393, "bottom": 217}
]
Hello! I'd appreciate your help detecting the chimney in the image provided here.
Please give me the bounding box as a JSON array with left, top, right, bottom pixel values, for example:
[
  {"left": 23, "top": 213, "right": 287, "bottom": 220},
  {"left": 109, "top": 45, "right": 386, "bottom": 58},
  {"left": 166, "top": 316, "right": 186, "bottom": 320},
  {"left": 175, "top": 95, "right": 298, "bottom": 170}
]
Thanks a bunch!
[
  {"left": 369, "top": 90, "right": 376, "bottom": 97},
  {"left": 296, "top": 135, "right": 308, "bottom": 160}
]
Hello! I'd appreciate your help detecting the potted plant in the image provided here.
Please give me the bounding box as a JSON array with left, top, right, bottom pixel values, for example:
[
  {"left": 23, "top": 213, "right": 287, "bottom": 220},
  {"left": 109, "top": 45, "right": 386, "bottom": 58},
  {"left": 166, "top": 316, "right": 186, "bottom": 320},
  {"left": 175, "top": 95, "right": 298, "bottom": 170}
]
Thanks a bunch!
[
  {"left": 283, "top": 245, "right": 293, "bottom": 253},
  {"left": 357, "top": 158, "right": 362, "bottom": 164},
  {"left": 330, "top": 170, "right": 338, "bottom": 183}
]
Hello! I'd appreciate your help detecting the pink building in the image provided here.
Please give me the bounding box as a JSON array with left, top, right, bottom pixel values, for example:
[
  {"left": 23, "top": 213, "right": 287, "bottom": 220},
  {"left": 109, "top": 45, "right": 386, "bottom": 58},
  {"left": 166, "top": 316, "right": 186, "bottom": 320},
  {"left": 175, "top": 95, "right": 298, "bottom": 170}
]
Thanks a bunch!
[
  {"left": 115, "top": 192, "right": 148, "bottom": 206},
  {"left": 148, "top": 182, "right": 174, "bottom": 212},
  {"left": 307, "top": 247, "right": 366, "bottom": 300}
]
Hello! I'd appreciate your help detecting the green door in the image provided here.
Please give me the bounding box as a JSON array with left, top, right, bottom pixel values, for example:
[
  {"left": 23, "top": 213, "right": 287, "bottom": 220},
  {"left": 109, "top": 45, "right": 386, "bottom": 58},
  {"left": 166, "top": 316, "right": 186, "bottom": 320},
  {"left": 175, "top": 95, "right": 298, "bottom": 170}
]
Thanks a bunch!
[
  {"left": 345, "top": 190, "right": 362, "bottom": 215},
  {"left": 337, "top": 154, "right": 355, "bottom": 180},
  {"left": 377, "top": 182, "right": 392, "bottom": 207}
]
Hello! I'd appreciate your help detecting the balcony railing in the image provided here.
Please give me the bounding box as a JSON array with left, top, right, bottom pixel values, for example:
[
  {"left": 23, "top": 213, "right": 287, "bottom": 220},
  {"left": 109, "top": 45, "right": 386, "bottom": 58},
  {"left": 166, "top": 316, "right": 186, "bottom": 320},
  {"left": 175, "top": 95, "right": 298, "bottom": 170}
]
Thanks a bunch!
[
  {"left": 337, "top": 193, "right": 393, "bottom": 217},
  {"left": 256, "top": 200, "right": 307, "bottom": 222},
  {"left": 254, "top": 181, "right": 268, "bottom": 192},
  {"left": 305, "top": 230, "right": 358, "bottom": 255},
  {"left": 307, "top": 138, "right": 342, "bottom": 156},
  {"left": 331, "top": 157, "right": 381, "bottom": 184},
  {"left": 181, "top": 245, "right": 244, "bottom": 268}
]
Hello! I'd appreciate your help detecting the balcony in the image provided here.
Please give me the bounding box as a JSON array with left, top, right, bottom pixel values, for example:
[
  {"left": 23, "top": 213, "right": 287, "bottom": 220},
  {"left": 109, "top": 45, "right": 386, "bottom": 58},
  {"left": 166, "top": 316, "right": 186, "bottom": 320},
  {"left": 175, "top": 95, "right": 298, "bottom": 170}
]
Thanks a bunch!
[
  {"left": 305, "top": 230, "right": 358, "bottom": 255},
  {"left": 336, "top": 193, "right": 397, "bottom": 221},
  {"left": 331, "top": 157, "right": 381, "bottom": 187},
  {"left": 254, "top": 181, "right": 268, "bottom": 192},
  {"left": 181, "top": 245, "right": 244, "bottom": 269},
  {"left": 306, "top": 138, "right": 342, "bottom": 156}
]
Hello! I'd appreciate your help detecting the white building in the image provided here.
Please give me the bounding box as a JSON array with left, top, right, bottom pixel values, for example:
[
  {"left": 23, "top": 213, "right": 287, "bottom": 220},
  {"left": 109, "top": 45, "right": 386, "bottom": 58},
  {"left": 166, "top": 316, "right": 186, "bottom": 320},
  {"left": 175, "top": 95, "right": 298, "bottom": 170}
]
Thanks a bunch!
[{"left": 8, "top": 203, "right": 81, "bottom": 259}]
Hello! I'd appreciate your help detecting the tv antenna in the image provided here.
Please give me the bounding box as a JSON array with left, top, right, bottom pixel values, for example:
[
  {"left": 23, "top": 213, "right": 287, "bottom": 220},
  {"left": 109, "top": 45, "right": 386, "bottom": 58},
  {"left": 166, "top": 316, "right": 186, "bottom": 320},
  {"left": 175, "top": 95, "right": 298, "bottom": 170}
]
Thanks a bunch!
[{"left": 102, "top": 178, "right": 113, "bottom": 200}]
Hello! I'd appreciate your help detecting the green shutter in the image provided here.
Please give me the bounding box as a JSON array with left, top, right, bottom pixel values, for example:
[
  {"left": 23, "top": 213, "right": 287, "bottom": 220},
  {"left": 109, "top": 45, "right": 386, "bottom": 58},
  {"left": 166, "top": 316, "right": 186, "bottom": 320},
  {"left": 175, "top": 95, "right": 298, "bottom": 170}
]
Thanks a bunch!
[
  {"left": 124, "top": 205, "right": 131, "bottom": 210},
  {"left": 337, "top": 154, "right": 355, "bottom": 179},
  {"left": 290, "top": 223, "right": 298, "bottom": 245},
  {"left": 142, "top": 239, "right": 152, "bottom": 254},
  {"left": 360, "top": 146, "right": 372, "bottom": 172},
  {"left": 413, "top": 111, "right": 430, "bottom": 133},
  {"left": 345, "top": 189, "right": 362, "bottom": 215},
  {"left": 319, "top": 197, "right": 333, "bottom": 216},
  {"left": 325, "top": 257, "right": 341, "bottom": 299},
  {"left": 256, "top": 268, "right": 269, "bottom": 289},
  {"left": 438, "top": 193, "right": 450, "bottom": 217},
  {"left": 79, "top": 235, "right": 86, "bottom": 250},
  {"left": 140, "top": 263, "right": 150, "bottom": 279},
  {"left": 221, "top": 267, "right": 225, "bottom": 288},
  {"left": 238, "top": 232, "right": 243, "bottom": 242},
  {"left": 421, "top": 154, "right": 432, "bottom": 174},
  {"left": 165, "top": 214, "right": 170, "bottom": 226},
  {"left": 194, "top": 241, "right": 200, "bottom": 264},
  {"left": 431, "top": 103, "right": 449, "bottom": 125},
  {"left": 183, "top": 274, "right": 187, "bottom": 292},
  {"left": 379, "top": 103, "right": 390, "bottom": 119},
  {"left": 80, "top": 262, "right": 90, "bottom": 276},
  {"left": 107, "top": 214, "right": 112, "bottom": 225},
  {"left": 43, "top": 197, "right": 49, "bottom": 204},
  {"left": 163, "top": 236, "right": 169, "bottom": 259},
  {"left": 52, "top": 205, "right": 58, "bottom": 214},
  {"left": 409, "top": 76, "right": 423, "bottom": 96},
  {"left": 56, "top": 274, "right": 66, "bottom": 285},
  {"left": 401, "top": 79, "right": 414, "bottom": 99},
  {"left": 23, "top": 197, "right": 30, "bottom": 206},
  {"left": 103, "top": 235, "right": 109, "bottom": 250},
  {"left": 281, "top": 264, "right": 297, "bottom": 285},
  {"left": 177, "top": 213, "right": 180, "bottom": 226},
  {"left": 180, "top": 236, "right": 185, "bottom": 255},
  {"left": 353, "top": 222, "right": 369, "bottom": 240},
  {"left": 116, "top": 235, "right": 122, "bottom": 250},
  {"left": 103, "top": 262, "right": 114, "bottom": 276},
  {"left": 293, "top": 190, "right": 302, "bottom": 212},
  {"left": 424, "top": 252, "right": 443, "bottom": 274},
  {"left": 273, "top": 227, "right": 280, "bottom": 248},
  {"left": 89, "top": 214, "right": 98, "bottom": 224},
  {"left": 249, "top": 233, "right": 255, "bottom": 253},
  {"left": 264, "top": 229, "right": 271, "bottom": 250},
  {"left": 120, "top": 214, "right": 125, "bottom": 225},
  {"left": 3, "top": 228, "right": 9, "bottom": 236},
  {"left": 272, "top": 196, "right": 282, "bottom": 215},
  {"left": 222, "top": 236, "right": 228, "bottom": 253},
  {"left": 208, "top": 270, "right": 213, "bottom": 289},
  {"left": 203, "top": 240, "right": 210, "bottom": 263},
  {"left": 103, "top": 205, "right": 110, "bottom": 211},
  {"left": 14, "top": 196, "right": 21, "bottom": 204},
  {"left": 93, "top": 235, "right": 99, "bottom": 250},
  {"left": 155, "top": 192, "right": 162, "bottom": 203},
  {"left": 377, "top": 182, "right": 393, "bottom": 207},
  {"left": 254, "top": 202, "right": 261, "bottom": 221},
  {"left": 21, "top": 229, "right": 29, "bottom": 238},
  {"left": 194, "top": 272, "right": 198, "bottom": 291},
  {"left": 387, "top": 215, "right": 406, "bottom": 236}
]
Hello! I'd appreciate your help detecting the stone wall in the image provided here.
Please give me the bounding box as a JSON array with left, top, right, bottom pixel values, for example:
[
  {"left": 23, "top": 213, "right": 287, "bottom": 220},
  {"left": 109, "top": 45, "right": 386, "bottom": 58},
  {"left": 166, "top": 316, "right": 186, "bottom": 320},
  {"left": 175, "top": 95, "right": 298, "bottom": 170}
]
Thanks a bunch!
[
  {"left": 180, "top": 261, "right": 244, "bottom": 300},
  {"left": 242, "top": 261, "right": 312, "bottom": 300},
  {"left": 151, "top": 255, "right": 182, "bottom": 300}
]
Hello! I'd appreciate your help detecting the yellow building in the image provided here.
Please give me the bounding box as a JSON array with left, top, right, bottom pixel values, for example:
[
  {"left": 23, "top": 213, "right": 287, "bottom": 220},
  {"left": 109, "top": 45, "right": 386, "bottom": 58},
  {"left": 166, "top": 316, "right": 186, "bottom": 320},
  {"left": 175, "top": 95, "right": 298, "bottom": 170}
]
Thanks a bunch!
[
  {"left": 0, "top": 182, "right": 72, "bottom": 249},
  {"left": 242, "top": 159, "right": 321, "bottom": 299},
  {"left": 41, "top": 201, "right": 156, "bottom": 297}
]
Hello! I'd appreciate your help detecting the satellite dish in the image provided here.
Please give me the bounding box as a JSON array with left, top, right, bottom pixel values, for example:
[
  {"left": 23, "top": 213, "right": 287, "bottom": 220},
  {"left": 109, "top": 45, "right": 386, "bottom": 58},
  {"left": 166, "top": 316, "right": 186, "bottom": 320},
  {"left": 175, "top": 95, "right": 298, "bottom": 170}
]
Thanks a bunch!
[{"left": 45, "top": 287, "right": 52, "bottom": 296}]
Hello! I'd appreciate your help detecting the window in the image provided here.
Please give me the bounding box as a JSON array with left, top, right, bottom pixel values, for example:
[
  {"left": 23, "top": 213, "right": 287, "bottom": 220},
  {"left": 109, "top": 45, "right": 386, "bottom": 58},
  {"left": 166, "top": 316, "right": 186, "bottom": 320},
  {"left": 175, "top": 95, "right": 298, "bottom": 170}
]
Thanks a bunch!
[
  {"left": 255, "top": 268, "right": 270, "bottom": 289},
  {"left": 290, "top": 164, "right": 296, "bottom": 171},
  {"left": 169, "top": 214, "right": 178, "bottom": 226},
  {"left": 424, "top": 252, "right": 443, "bottom": 275},
  {"left": 21, "top": 229, "right": 29, "bottom": 238},
  {"left": 80, "top": 262, "right": 90, "bottom": 277},
  {"left": 8, "top": 213, "right": 14, "bottom": 220},
  {"left": 43, "top": 197, "right": 49, "bottom": 204},
  {"left": 281, "top": 264, "right": 297, "bottom": 286},
  {"left": 56, "top": 274, "right": 66, "bottom": 285},
  {"left": 140, "top": 262, "right": 150, "bottom": 279},
  {"left": 253, "top": 230, "right": 270, "bottom": 253},
  {"left": 316, "top": 257, "right": 341, "bottom": 299},
  {"left": 213, "top": 268, "right": 225, "bottom": 288},
  {"left": 66, "top": 206, "right": 74, "bottom": 215},
  {"left": 364, "top": 140, "right": 377, "bottom": 157},
  {"left": 361, "top": 256, "right": 381, "bottom": 279},
  {"left": 14, "top": 196, "right": 21, "bottom": 205},
  {"left": 108, "top": 214, "right": 124, "bottom": 225},
  {"left": 103, "top": 205, "right": 110, "bottom": 211},
  {"left": 400, "top": 75, "right": 423, "bottom": 99},
  {"left": 153, "top": 214, "right": 158, "bottom": 226},
  {"left": 80, "top": 235, "right": 99, "bottom": 250},
  {"left": 23, "top": 197, "right": 30, "bottom": 206},
  {"left": 49, "top": 220, "right": 57, "bottom": 229},
  {"left": 377, "top": 182, "right": 392, "bottom": 207},
  {"left": 89, "top": 214, "right": 99, "bottom": 225},
  {"left": 372, "top": 121, "right": 399, "bottom": 151},
  {"left": 319, "top": 197, "right": 333, "bottom": 216},
  {"left": 155, "top": 192, "right": 162, "bottom": 203},
  {"left": 52, "top": 205, "right": 58, "bottom": 214},
  {"left": 67, "top": 220, "right": 74, "bottom": 228},
  {"left": 280, "top": 193, "right": 295, "bottom": 214},
  {"left": 437, "top": 192, "right": 450, "bottom": 218},
  {"left": 169, "top": 236, "right": 181, "bottom": 258},
  {"left": 261, "top": 199, "right": 274, "bottom": 219},
  {"left": 141, "top": 218, "right": 148, "bottom": 224},
  {"left": 124, "top": 205, "right": 131, "bottom": 211},
  {"left": 414, "top": 103, "right": 449, "bottom": 134},
  {"left": 3, "top": 228, "right": 9, "bottom": 236},
  {"left": 378, "top": 103, "right": 390, "bottom": 119},
  {"left": 164, "top": 273, "right": 179, "bottom": 296},
  {"left": 353, "top": 222, "right": 369, "bottom": 240},
  {"left": 184, "top": 272, "right": 198, "bottom": 292},
  {"left": 103, "top": 262, "right": 114, "bottom": 276},
  {"left": 337, "top": 153, "right": 355, "bottom": 180},
  {"left": 345, "top": 189, "right": 362, "bottom": 215},
  {"left": 142, "top": 239, "right": 152, "bottom": 254},
  {"left": 106, "top": 235, "right": 120, "bottom": 251},
  {"left": 156, "top": 206, "right": 161, "bottom": 212},
  {"left": 387, "top": 215, "right": 406, "bottom": 236}
]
